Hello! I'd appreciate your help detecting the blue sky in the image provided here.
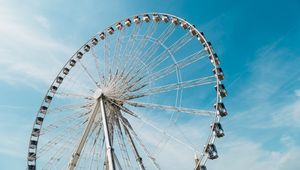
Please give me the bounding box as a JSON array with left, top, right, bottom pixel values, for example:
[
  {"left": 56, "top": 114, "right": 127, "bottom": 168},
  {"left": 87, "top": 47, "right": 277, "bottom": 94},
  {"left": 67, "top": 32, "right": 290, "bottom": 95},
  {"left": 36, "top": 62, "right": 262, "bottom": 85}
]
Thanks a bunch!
[{"left": 0, "top": 0, "right": 300, "bottom": 169}]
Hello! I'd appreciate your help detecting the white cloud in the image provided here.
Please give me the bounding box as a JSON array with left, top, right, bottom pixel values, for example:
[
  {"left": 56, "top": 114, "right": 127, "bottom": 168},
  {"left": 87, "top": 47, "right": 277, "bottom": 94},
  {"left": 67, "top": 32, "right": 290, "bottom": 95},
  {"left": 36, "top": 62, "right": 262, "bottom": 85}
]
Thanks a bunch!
[
  {"left": 280, "top": 133, "right": 296, "bottom": 148},
  {"left": 271, "top": 100, "right": 300, "bottom": 128},
  {"left": 35, "top": 15, "right": 50, "bottom": 29},
  {"left": 228, "top": 36, "right": 300, "bottom": 129},
  {"left": 209, "top": 137, "right": 300, "bottom": 170},
  {"left": 205, "top": 36, "right": 300, "bottom": 169},
  {"left": 0, "top": 5, "right": 73, "bottom": 90},
  {"left": 295, "top": 89, "right": 300, "bottom": 97},
  {"left": 129, "top": 113, "right": 300, "bottom": 170},
  {"left": 0, "top": 107, "right": 32, "bottom": 160}
]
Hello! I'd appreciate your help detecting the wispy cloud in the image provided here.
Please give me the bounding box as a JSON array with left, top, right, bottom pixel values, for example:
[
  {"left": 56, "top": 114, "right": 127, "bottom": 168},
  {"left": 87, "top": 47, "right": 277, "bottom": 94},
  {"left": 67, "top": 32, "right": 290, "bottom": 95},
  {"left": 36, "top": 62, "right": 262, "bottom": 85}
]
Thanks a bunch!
[
  {"left": 206, "top": 34, "right": 300, "bottom": 169},
  {"left": 35, "top": 15, "right": 50, "bottom": 29},
  {"left": 0, "top": 5, "right": 73, "bottom": 90},
  {"left": 0, "top": 107, "right": 32, "bottom": 160},
  {"left": 295, "top": 89, "right": 300, "bottom": 97},
  {"left": 131, "top": 112, "right": 300, "bottom": 170},
  {"left": 228, "top": 34, "right": 300, "bottom": 129},
  {"left": 209, "top": 135, "right": 300, "bottom": 170},
  {"left": 271, "top": 100, "right": 300, "bottom": 128}
]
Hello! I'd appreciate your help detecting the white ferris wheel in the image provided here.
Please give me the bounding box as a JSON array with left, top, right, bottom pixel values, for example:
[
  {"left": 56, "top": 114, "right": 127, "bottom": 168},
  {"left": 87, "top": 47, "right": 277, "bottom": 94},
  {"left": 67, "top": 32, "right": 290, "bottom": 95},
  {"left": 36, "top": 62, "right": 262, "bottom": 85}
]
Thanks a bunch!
[{"left": 27, "top": 12, "right": 228, "bottom": 170}]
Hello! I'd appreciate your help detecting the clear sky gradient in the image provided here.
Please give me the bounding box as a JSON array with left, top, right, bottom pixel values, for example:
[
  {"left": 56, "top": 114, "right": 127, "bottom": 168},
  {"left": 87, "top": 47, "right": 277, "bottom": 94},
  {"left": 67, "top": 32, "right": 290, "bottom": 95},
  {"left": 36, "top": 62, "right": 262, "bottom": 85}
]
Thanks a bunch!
[{"left": 0, "top": 0, "right": 300, "bottom": 169}]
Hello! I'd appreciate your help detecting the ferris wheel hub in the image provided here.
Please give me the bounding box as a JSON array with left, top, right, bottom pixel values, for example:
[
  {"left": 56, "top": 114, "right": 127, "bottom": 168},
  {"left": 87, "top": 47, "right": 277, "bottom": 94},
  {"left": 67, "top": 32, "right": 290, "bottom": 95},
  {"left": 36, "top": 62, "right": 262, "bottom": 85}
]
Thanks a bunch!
[{"left": 93, "top": 88, "right": 103, "bottom": 99}]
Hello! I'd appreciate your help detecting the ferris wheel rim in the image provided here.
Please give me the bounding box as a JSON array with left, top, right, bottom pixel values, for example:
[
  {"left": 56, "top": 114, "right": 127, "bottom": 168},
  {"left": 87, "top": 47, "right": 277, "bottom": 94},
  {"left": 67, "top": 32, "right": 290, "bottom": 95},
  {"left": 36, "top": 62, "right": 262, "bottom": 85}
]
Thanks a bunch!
[{"left": 27, "top": 12, "right": 227, "bottom": 170}]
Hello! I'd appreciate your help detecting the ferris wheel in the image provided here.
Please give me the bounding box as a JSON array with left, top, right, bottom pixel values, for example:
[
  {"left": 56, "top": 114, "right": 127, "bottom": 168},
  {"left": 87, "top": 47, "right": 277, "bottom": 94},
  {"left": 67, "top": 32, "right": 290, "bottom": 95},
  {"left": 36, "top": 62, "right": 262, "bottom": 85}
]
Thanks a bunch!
[{"left": 27, "top": 12, "right": 228, "bottom": 170}]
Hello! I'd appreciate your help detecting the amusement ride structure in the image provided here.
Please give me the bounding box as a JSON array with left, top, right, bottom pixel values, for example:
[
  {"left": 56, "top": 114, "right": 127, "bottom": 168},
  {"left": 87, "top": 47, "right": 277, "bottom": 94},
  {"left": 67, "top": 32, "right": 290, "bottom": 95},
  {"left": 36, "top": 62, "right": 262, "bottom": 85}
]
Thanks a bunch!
[{"left": 27, "top": 13, "right": 228, "bottom": 170}]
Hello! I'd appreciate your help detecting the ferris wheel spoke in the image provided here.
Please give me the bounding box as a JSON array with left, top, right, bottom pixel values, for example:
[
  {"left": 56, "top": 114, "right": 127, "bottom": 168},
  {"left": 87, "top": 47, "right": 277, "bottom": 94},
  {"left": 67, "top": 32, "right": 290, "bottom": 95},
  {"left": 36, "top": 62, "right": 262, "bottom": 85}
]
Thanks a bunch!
[
  {"left": 122, "top": 22, "right": 157, "bottom": 75},
  {"left": 136, "top": 115, "right": 196, "bottom": 152},
  {"left": 104, "top": 74, "right": 137, "bottom": 98},
  {"left": 114, "top": 36, "right": 164, "bottom": 90},
  {"left": 103, "top": 35, "right": 112, "bottom": 82},
  {"left": 126, "top": 37, "right": 148, "bottom": 72},
  {"left": 125, "top": 23, "right": 142, "bottom": 56},
  {"left": 126, "top": 23, "right": 175, "bottom": 77},
  {"left": 88, "top": 127, "right": 105, "bottom": 170},
  {"left": 123, "top": 127, "right": 146, "bottom": 170},
  {"left": 121, "top": 38, "right": 145, "bottom": 80},
  {"left": 126, "top": 83, "right": 148, "bottom": 95},
  {"left": 90, "top": 137, "right": 105, "bottom": 169},
  {"left": 136, "top": 76, "right": 216, "bottom": 96},
  {"left": 117, "top": 108, "right": 198, "bottom": 154},
  {"left": 125, "top": 101, "right": 214, "bottom": 116},
  {"left": 121, "top": 23, "right": 142, "bottom": 73},
  {"left": 91, "top": 123, "right": 103, "bottom": 149},
  {"left": 96, "top": 138, "right": 106, "bottom": 169},
  {"left": 111, "top": 71, "right": 146, "bottom": 97},
  {"left": 122, "top": 22, "right": 158, "bottom": 77},
  {"left": 62, "top": 73, "right": 95, "bottom": 93},
  {"left": 121, "top": 76, "right": 145, "bottom": 94},
  {"left": 107, "top": 99, "right": 138, "bottom": 118},
  {"left": 137, "top": 23, "right": 175, "bottom": 67},
  {"left": 106, "top": 71, "right": 134, "bottom": 96},
  {"left": 41, "top": 126, "right": 84, "bottom": 169},
  {"left": 145, "top": 49, "right": 208, "bottom": 82},
  {"left": 112, "top": 151, "right": 123, "bottom": 170},
  {"left": 78, "top": 60, "right": 100, "bottom": 88},
  {"left": 115, "top": 119, "right": 133, "bottom": 169},
  {"left": 47, "top": 102, "right": 93, "bottom": 113},
  {"left": 112, "top": 29, "right": 125, "bottom": 75},
  {"left": 77, "top": 121, "right": 103, "bottom": 168},
  {"left": 41, "top": 111, "right": 86, "bottom": 135},
  {"left": 120, "top": 115, "right": 160, "bottom": 170},
  {"left": 145, "top": 26, "right": 175, "bottom": 58},
  {"left": 55, "top": 91, "right": 91, "bottom": 99},
  {"left": 90, "top": 47, "right": 103, "bottom": 80},
  {"left": 118, "top": 109, "right": 197, "bottom": 160},
  {"left": 156, "top": 23, "right": 176, "bottom": 44},
  {"left": 139, "top": 32, "right": 193, "bottom": 74},
  {"left": 38, "top": 119, "right": 86, "bottom": 158},
  {"left": 126, "top": 23, "right": 142, "bottom": 60}
]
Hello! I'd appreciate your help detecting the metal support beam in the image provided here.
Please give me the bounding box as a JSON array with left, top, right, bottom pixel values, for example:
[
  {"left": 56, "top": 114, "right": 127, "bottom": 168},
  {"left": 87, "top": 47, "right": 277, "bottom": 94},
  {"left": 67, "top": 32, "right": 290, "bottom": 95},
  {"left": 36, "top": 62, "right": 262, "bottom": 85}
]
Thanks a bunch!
[
  {"left": 68, "top": 96, "right": 101, "bottom": 170},
  {"left": 100, "top": 96, "right": 116, "bottom": 170},
  {"left": 123, "top": 121, "right": 145, "bottom": 170},
  {"left": 194, "top": 154, "right": 200, "bottom": 170},
  {"left": 68, "top": 95, "right": 115, "bottom": 170}
]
